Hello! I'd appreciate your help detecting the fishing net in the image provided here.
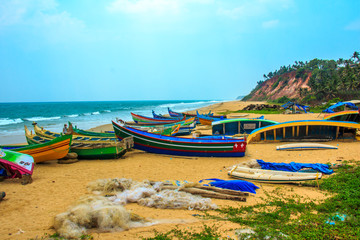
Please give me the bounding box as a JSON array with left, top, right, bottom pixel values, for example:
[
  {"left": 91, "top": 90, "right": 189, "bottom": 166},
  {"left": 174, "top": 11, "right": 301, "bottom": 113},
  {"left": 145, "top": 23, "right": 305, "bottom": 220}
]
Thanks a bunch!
[{"left": 55, "top": 178, "right": 217, "bottom": 238}]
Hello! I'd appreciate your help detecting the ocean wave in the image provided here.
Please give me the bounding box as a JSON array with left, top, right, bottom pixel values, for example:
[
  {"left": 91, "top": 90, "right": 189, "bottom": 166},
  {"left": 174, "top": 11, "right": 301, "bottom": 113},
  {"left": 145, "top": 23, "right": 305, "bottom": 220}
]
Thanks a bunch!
[
  {"left": 91, "top": 112, "right": 100, "bottom": 115},
  {"left": 0, "top": 118, "right": 24, "bottom": 126},
  {"left": 82, "top": 113, "right": 91, "bottom": 116},
  {"left": 102, "top": 110, "right": 111, "bottom": 113},
  {"left": 23, "top": 116, "right": 61, "bottom": 121},
  {"left": 64, "top": 114, "right": 79, "bottom": 118}
]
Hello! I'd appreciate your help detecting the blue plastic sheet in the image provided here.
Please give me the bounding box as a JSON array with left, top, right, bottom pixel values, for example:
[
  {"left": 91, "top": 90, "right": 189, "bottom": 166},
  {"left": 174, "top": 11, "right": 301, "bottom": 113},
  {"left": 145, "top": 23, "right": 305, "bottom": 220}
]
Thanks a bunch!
[
  {"left": 199, "top": 178, "right": 260, "bottom": 194},
  {"left": 322, "top": 102, "right": 358, "bottom": 113},
  {"left": 257, "top": 159, "right": 333, "bottom": 174}
]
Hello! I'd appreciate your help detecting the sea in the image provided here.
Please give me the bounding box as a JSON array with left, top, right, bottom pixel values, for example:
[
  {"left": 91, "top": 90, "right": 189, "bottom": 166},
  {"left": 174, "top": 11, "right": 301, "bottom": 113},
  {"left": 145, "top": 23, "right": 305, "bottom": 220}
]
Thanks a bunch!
[{"left": 0, "top": 100, "right": 223, "bottom": 144}]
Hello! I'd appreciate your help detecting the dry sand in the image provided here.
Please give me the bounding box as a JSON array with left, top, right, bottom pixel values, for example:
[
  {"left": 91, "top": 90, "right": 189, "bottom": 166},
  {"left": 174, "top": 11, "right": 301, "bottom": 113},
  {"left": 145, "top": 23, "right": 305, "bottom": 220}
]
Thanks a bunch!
[{"left": 1, "top": 100, "right": 359, "bottom": 239}]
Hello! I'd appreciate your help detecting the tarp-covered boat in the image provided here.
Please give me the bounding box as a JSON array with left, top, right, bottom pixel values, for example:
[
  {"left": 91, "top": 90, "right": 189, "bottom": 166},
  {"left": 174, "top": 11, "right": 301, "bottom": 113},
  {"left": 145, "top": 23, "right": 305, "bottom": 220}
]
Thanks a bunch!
[
  {"left": 247, "top": 120, "right": 360, "bottom": 143},
  {"left": 112, "top": 121, "right": 247, "bottom": 157},
  {"left": 1, "top": 132, "right": 72, "bottom": 163},
  {"left": 0, "top": 149, "right": 34, "bottom": 180}
]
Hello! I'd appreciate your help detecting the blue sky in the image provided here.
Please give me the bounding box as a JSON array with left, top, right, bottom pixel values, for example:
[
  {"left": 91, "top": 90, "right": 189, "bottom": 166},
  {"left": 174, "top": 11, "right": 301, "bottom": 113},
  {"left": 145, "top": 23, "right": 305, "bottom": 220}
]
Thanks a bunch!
[{"left": 0, "top": 0, "right": 359, "bottom": 102}]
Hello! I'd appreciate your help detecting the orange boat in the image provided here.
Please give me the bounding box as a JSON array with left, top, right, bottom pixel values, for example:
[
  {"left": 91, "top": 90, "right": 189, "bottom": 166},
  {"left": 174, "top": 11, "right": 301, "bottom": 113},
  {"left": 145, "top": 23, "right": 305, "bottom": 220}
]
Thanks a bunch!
[{"left": 0, "top": 128, "right": 72, "bottom": 163}]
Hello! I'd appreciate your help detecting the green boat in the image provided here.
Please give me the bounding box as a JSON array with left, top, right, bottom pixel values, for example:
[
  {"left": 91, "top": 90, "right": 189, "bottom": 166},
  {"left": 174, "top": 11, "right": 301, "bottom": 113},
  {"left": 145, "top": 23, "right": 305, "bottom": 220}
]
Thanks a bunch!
[
  {"left": 33, "top": 123, "right": 117, "bottom": 143},
  {"left": 70, "top": 122, "right": 115, "bottom": 137},
  {"left": 25, "top": 126, "right": 131, "bottom": 160}
]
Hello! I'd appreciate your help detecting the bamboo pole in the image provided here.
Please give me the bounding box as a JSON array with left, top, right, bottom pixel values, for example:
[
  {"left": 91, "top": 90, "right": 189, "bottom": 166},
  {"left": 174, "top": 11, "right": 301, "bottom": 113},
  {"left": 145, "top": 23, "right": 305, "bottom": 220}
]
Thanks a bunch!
[{"left": 161, "top": 185, "right": 247, "bottom": 202}]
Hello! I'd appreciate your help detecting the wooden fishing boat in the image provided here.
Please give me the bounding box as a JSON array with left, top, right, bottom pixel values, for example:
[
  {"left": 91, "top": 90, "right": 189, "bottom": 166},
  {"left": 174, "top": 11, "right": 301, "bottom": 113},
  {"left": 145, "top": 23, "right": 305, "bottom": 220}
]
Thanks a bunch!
[
  {"left": 26, "top": 127, "right": 130, "bottom": 160},
  {"left": 131, "top": 112, "right": 186, "bottom": 124},
  {"left": 112, "top": 121, "right": 247, "bottom": 157},
  {"left": 71, "top": 123, "right": 114, "bottom": 137},
  {"left": 324, "top": 110, "right": 360, "bottom": 122},
  {"left": 276, "top": 143, "right": 338, "bottom": 151},
  {"left": 168, "top": 107, "right": 185, "bottom": 118},
  {"left": 152, "top": 110, "right": 183, "bottom": 120},
  {"left": 33, "top": 123, "right": 117, "bottom": 143},
  {"left": 120, "top": 117, "right": 196, "bottom": 135},
  {"left": 228, "top": 165, "right": 322, "bottom": 183},
  {"left": 0, "top": 133, "right": 72, "bottom": 163},
  {"left": 212, "top": 118, "right": 278, "bottom": 135},
  {"left": 247, "top": 120, "right": 360, "bottom": 143},
  {"left": 0, "top": 149, "right": 34, "bottom": 180},
  {"left": 197, "top": 111, "right": 226, "bottom": 125}
]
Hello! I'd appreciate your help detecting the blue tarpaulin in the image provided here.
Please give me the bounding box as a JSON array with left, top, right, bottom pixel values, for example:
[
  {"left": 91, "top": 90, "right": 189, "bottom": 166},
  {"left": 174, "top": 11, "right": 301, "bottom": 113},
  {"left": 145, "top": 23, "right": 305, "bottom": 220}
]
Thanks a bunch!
[
  {"left": 282, "top": 101, "right": 310, "bottom": 113},
  {"left": 322, "top": 102, "right": 358, "bottom": 113},
  {"left": 199, "top": 178, "right": 260, "bottom": 194},
  {"left": 257, "top": 159, "right": 333, "bottom": 174}
]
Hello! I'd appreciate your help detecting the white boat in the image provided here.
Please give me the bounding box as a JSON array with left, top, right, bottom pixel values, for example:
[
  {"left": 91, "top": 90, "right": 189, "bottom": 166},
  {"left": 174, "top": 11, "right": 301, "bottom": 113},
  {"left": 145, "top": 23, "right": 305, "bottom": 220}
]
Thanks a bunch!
[
  {"left": 276, "top": 143, "right": 338, "bottom": 151},
  {"left": 228, "top": 165, "right": 322, "bottom": 183}
]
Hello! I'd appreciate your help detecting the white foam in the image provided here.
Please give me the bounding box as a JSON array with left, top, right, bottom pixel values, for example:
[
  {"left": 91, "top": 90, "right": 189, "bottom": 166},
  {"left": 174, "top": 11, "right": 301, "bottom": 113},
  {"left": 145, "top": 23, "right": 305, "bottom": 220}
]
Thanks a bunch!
[
  {"left": 23, "top": 116, "right": 61, "bottom": 121},
  {"left": 0, "top": 118, "right": 23, "bottom": 126}
]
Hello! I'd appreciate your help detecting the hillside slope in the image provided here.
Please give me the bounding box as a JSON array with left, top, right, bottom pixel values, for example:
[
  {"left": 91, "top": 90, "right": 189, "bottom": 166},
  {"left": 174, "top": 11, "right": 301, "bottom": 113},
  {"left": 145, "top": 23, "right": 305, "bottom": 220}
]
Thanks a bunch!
[{"left": 244, "top": 71, "right": 311, "bottom": 101}]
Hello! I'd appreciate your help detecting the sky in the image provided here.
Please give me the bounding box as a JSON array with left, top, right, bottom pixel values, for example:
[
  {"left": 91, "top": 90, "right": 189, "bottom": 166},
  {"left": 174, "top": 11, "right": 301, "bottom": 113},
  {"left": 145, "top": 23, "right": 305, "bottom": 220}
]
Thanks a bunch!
[{"left": 0, "top": 0, "right": 359, "bottom": 102}]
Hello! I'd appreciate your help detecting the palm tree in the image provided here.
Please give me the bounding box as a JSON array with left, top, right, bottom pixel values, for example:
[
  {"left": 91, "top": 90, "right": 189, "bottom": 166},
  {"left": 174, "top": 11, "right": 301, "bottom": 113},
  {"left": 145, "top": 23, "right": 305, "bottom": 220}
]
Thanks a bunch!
[{"left": 352, "top": 51, "right": 360, "bottom": 63}]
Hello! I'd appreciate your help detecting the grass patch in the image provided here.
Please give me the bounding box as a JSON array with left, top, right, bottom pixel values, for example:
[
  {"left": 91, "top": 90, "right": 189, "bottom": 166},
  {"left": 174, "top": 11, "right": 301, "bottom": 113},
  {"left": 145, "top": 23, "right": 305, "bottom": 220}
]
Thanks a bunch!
[
  {"left": 142, "top": 225, "right": 228, "bottom": 240},
  {"left": 145, "top": 163, "right": 360, "bottom": 239}
]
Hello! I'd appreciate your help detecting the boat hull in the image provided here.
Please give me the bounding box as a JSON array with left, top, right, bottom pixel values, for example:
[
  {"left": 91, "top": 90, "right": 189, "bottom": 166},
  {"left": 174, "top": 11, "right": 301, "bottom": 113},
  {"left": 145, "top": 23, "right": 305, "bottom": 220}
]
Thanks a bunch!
[
  {"left": 228, "top": 166, "right": 322, "bottom": 183},
  {"left": 247, "top": 120, "right": 360, "bottom": 143},
  {"left": 1, "top": 135, "right": 72, "bottom": 163},
  {"left": 112, "top": 121, "right": 246, "bottom": 157}
]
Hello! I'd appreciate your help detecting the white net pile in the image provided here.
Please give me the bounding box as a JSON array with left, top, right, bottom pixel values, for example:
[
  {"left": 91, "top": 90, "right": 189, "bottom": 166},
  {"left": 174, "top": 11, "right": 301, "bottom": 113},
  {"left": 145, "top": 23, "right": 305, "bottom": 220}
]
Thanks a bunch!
[
  {"left": 53, "top": 195, "right": 149, "bottom": 239},
  {"left": 87, "top": 178, "right": 217, "bottom": 210},
  {"left": 54, "top": 178, "right": 217, "bottom": 238}
]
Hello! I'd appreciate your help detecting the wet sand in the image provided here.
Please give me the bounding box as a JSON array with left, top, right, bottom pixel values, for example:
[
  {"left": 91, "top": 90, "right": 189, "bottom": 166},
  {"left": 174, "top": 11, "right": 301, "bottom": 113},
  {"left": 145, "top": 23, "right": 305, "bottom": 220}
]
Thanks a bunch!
[{"left": 0, "top": 100, "right": 359, "bottom": 239}]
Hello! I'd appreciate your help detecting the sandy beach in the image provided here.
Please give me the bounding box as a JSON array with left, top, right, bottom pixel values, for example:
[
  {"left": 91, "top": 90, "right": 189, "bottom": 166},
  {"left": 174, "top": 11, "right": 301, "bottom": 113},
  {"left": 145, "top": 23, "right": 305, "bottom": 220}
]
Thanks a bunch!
[{"left": 1, "top": 100, "right": 359, "bottom": 240}]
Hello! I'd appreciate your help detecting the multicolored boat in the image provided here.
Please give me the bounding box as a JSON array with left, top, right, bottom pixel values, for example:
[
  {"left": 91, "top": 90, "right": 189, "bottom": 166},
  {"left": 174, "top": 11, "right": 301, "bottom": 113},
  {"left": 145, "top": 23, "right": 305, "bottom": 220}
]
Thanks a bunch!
[
  {"left": 0, "top": 132, "right": 72, "bottom": 163},
  {"left": 128, "top": 117, "right": 196, "bottom": 136},
  {"left": 212, "top": 118, "right": 278, "bottom": 136},
  {"left": 131, "top": 112, "right": 186, "bottom": 125},
  {"left": 324, "top": 110, "right": 360, "bottom": 122},
  {"left": 112, "top": 121, "right": 247, "bottom": 157},
  {"left": 27, "top": 126, "right": 129, "bottom": 160},
  {"left": 33, "top": 123, "right": 117, "bottom": 143},
  {"left": 0, "top": 149, "right": 34, "bottom": 180},
  {"left": 71, "top": 123, "right": 114, "bottom": 137},
  {"left": 247, "top": 120, "right": 360, "bottom": 143},
  {"left": 197, "top": 111, "right": 227, "bottom": 125},
  {"left": 152, "top": 110, "right": 182, "bottom": 120}
]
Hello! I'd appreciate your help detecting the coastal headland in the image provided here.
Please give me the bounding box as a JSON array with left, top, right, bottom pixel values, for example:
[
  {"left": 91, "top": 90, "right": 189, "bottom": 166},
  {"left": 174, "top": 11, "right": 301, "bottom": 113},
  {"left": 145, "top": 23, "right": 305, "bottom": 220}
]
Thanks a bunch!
[{"left": 1, "top": 100, "right": 359, "bottom": 239}]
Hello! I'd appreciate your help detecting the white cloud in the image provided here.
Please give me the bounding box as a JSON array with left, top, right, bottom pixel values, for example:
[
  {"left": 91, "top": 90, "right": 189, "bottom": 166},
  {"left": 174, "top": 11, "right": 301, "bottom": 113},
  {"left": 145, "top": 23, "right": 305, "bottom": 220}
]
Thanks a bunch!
[
  {"left": 0, "top": 1, "right": 84, "bottom": 30},
  {"left": 345, "top": 19, "right": 360, "bottom": 31},
  {"left": 262, "top": 19, "right": 279, "bottom": 29}
]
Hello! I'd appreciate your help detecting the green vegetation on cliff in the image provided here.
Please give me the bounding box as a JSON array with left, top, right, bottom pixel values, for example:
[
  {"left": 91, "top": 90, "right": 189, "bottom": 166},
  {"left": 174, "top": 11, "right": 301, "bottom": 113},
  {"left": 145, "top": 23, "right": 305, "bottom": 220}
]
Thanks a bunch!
[{"left": 243, "top": 51, "right": 360, "bottom": 103}]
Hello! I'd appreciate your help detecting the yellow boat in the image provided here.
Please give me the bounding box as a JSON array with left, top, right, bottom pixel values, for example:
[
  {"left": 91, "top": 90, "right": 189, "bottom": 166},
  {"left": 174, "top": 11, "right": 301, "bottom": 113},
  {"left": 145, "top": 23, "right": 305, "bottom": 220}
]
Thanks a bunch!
[{"left": 247, "top": 120, "right": 360, "bottom": 143}]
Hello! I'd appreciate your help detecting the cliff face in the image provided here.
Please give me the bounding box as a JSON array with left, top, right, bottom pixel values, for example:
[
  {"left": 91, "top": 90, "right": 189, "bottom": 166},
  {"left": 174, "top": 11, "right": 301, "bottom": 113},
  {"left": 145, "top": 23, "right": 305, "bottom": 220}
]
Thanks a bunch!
[{"left": 245, "top": 71, "right": 311, "bottom": 101}]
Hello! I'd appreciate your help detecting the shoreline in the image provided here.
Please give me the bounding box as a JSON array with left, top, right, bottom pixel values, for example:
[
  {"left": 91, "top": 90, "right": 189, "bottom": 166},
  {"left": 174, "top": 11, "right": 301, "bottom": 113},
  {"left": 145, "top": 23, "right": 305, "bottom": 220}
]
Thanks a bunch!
[{"left": 1, "top": 100, "right": 359, "bottom": 239}]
